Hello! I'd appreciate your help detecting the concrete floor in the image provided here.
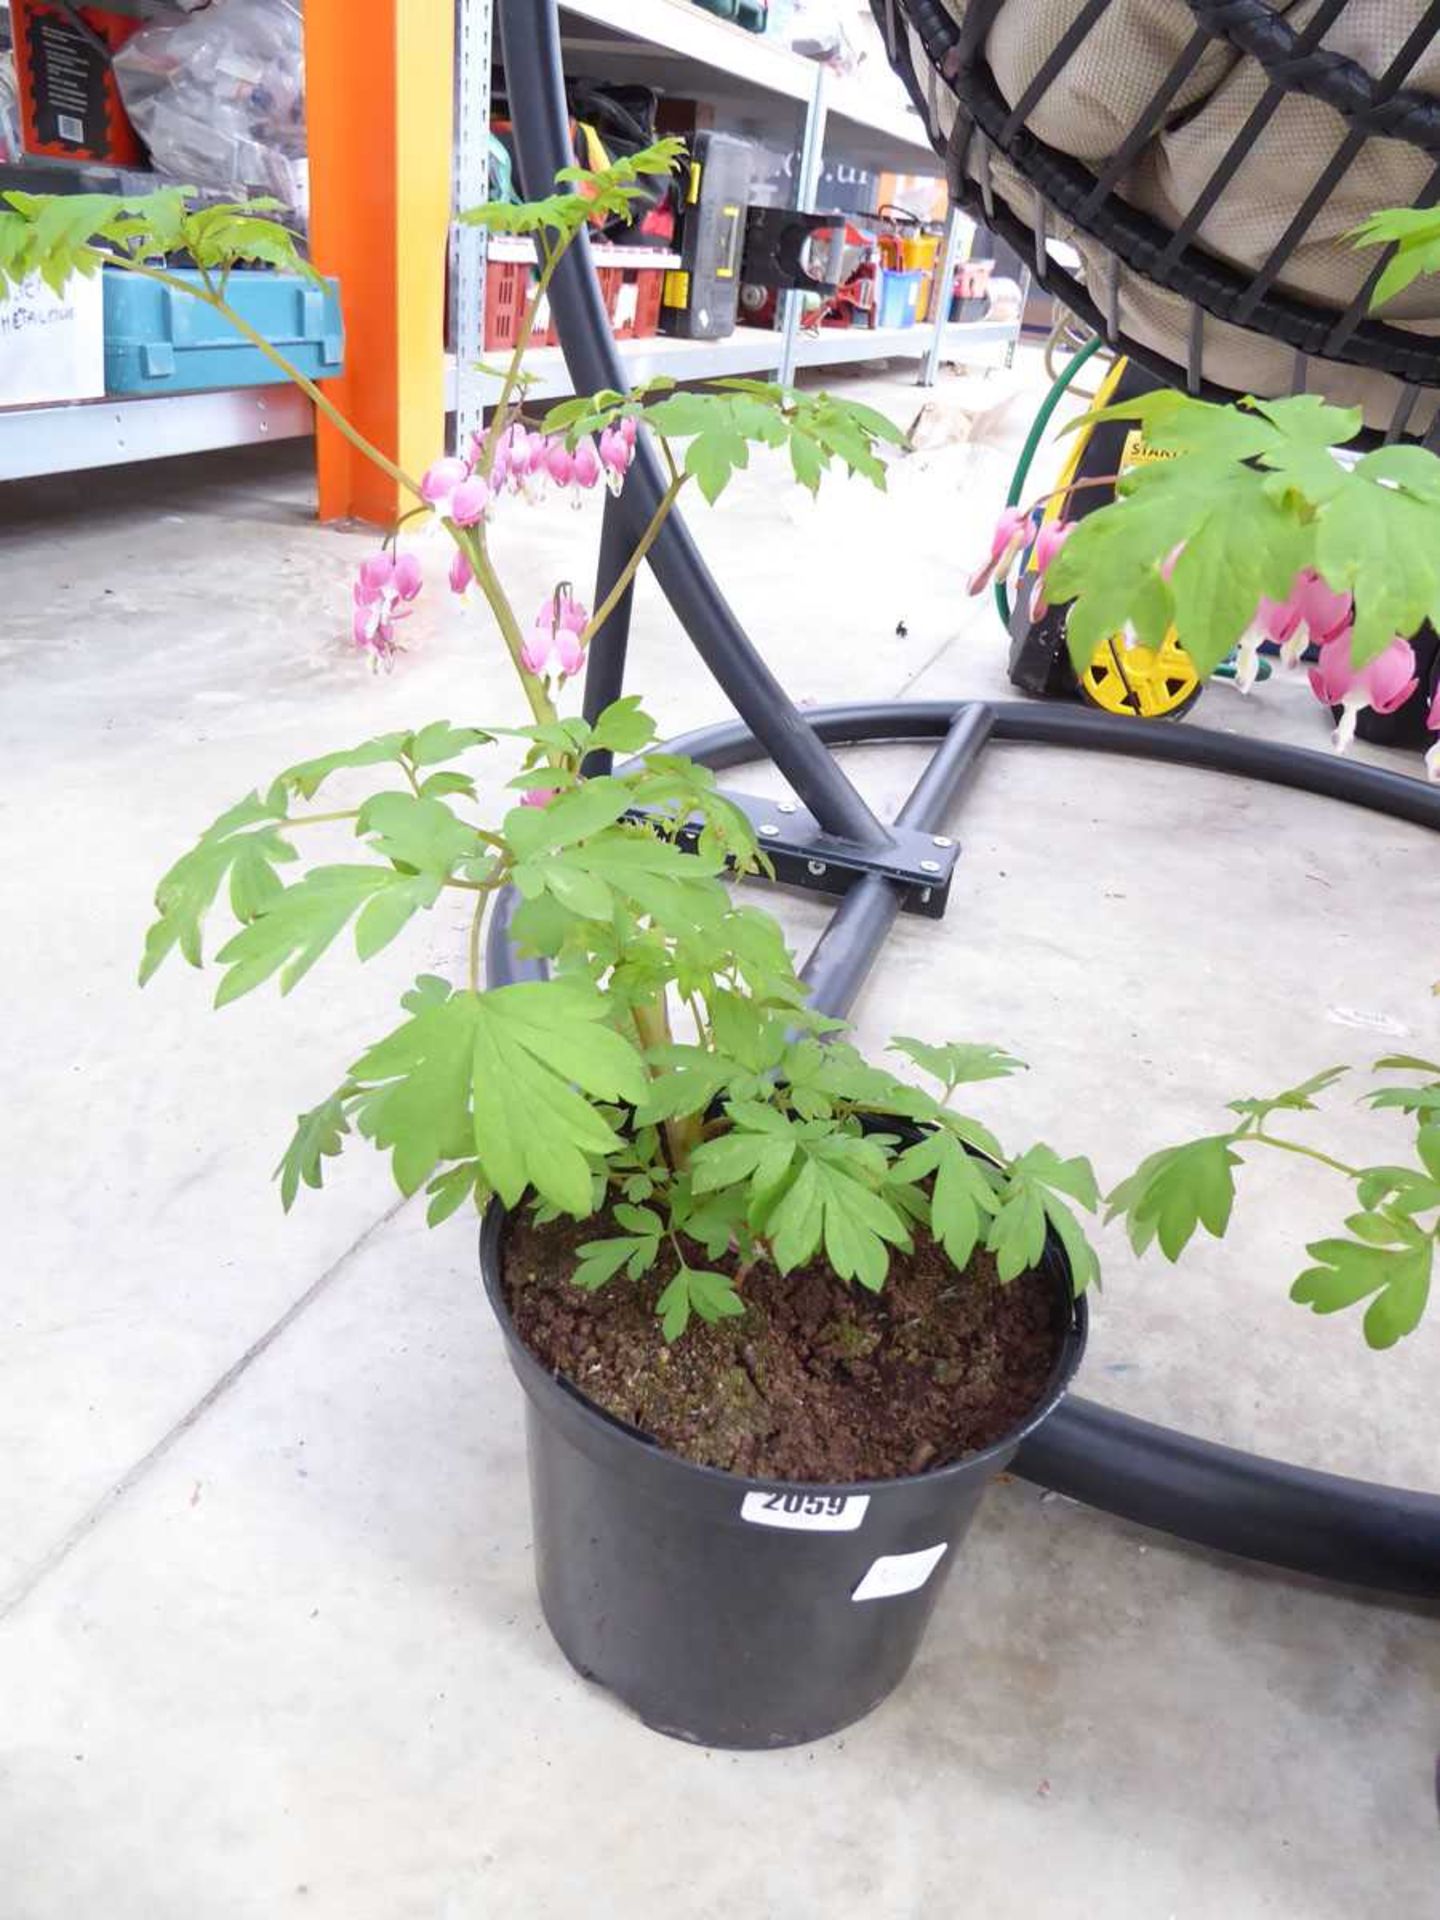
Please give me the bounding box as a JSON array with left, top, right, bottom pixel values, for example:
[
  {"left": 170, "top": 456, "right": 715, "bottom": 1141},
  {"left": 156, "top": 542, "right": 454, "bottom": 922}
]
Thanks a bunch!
[{"left": 2, "top": 357, "right": 1438, "bottom": 1918}]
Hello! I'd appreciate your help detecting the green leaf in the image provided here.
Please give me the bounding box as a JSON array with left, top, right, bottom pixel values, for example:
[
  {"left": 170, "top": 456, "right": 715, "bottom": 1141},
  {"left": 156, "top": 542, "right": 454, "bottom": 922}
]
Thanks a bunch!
[
  {"left": 275, "top": 1090, "right": 352, "bottom": 1211},
  {"left": 353, "top": 875, "right": 440, "bottom": 961},
  {"left": 1417, "top": 1127, "right": 1440, "bottom": 1183},
  {"left": 1367, "top": 1086, "right": 1440, "bottom": 1116},
  {"left": 790, "top": 431, "right": 826, "bottom": 493},
  {"left": 587, "top": 697, "right": 656, "bottom": 756},
  {"left": 351, "top": 991, "right": 477, "bottom": 1196},
  {"left": 140, "top": 793, "right": 295, "bottom": 982},
  {"left": 685, "top": 426, "right": 750, "bottom": 504},
  {"left": 503, "top": 777, "right": 632, "bottom": 858},
  {"left": 1314, "top": 475, "right": 1438, "bottom": 664},
  {"left": 889, "top": 1129, "right": 998, "bottom": 1270},
  {"left": 987, "top": 1177, "right": 1048, "bottom": 1284},
  {"left": 686, "top": 1267, "right": 747, "bottom": 1324},
  {"left": 1291, "top": 1236, "right": 1433, "bottom": 1348},
  {"left": 425, "top": 1159, "right": 489, "bottom": 1226},
  {"left": 1041, "top": 1192, "right": 1100, "bottom": 1295},
  {"left": 213, "top": 866, "right": 402, "bottom": 1004},
  {"left": 574, "top": 1236, "right": 651, "bottom": 1292},
  {"left": 269, "top": 732, "right": 411, "bottom": 803},
  {"left": 689, "top": 1127, "right": 797, "bottom": 1197},
  {"left": 1106, "top": 1135, "right": 1241, "bottom": 1261},
  {"left": 890, "top": 1036, "right": 1026, "bottom": 1089},
  {"left": 1353, "top": 206, "right": 1440, "bottom": 306},
  {"left": 404, "top": 720, "right": 492, "bottom": 767},
  {"left": 416, "top": 770, "right": 478, "bottom": 802},
  {"left": 1009, "top": 1144, "right": 1100, "bottom": 1211},
  {"left": 1227, "top": 1065, "right": 1349, "bottom": 1124},
  {"left": 769, "top": 1150, "right": 910, "bottom": 1291},
  {"left": 359, "top": 791, "right": 476, "bottom": 876},
  {"left": 655, "top": 1271, "right": 692, "bottom": 1342},
  {"left": 350, "top": 980, "right": 644, "bottom": 1208},
  {"left": 467, "top": 983, "right": 648, "bottom": 1211},
  {"left": 614, "top": 1202, "right": 663, "bottom": 1235}
]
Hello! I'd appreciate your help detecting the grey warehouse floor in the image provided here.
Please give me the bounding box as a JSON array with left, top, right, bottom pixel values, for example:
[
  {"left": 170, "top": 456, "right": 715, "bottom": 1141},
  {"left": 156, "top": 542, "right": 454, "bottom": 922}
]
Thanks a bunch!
[{"left": 2, "top": 356, "right": 1437, "bottom": 1918}]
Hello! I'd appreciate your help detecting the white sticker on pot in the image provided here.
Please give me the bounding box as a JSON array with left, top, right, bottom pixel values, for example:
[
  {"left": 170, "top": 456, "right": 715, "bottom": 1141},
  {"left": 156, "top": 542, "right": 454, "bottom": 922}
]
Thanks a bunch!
[
  {"left": 851, "top": 1542, "right": 949, "bottom": 1602},
  {"left": 740, "top": 1490, "right": 870, "bottom": 1532}
]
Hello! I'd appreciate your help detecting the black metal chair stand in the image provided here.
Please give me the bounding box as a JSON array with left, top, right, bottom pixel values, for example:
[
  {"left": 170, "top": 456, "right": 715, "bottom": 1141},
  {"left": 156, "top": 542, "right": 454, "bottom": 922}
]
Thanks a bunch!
[{"left": 492, "top": 0, "right": 1440, "bottom": 1598}]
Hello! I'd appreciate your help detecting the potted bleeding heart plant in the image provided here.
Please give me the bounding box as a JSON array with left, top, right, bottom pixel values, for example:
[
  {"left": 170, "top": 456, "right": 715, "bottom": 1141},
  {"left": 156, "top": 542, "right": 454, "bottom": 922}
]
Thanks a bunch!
[{"left": 0, "top": 148, "right": 1105, "bottom": 1747}]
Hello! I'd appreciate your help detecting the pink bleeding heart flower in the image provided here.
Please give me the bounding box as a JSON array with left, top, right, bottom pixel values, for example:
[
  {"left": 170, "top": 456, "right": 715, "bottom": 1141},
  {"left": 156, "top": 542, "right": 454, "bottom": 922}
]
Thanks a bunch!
[
  {"left": 1426, "top": 681, "right": 1440, "bottom": 783},
  {"left": 572, "top": 436, "right": 602, "bottom": 492},
  {"left": 351, "top": 549, "right": 422, "bottom": 665},
  {"left": 391, "top": 551, "right": 423, "bottom": 600},
  {"left": 1288, "top": 570, "right": 1352, "bottom": 660},
  {"left": 420, "top": 456, "right": 470, "bottom": 508},
  {"left": 1029, "top": 518, "right": 1074, "bottom": 617},
  {"left": 1257, "top": 569, "right": 1353, "bottom": 669},
  {"left": 521, "top": 788, "right": 558, "bottom": 808},
  {"left": 969, "top": 506, "right": 1031, "bottom": 595},
  {"left": 516, "top": 429, "right": 550, "bottom": 502},
  {"left": 619, "top": 413, "right": 638, "bottom": 446},
  {"left": 599, "top": 425, "right": 632, "bottom": 495},
  {"left": 1308, "top": 633, "right": 1418, "bottom": 751},
  {"left": 524, "top": 586, "right": 590, "bottom": 678},
  {"left": 545, "top": 439, "right": 576, "bottom": 490},
  {"left": 470, "top": 427, "right": 509, "bottom": 487},
  {"left": 448, "top": 547, "right": 474, "bottom": 597},
  {"left": 448, "top": 475, "right": 490, "bottom": 526}
]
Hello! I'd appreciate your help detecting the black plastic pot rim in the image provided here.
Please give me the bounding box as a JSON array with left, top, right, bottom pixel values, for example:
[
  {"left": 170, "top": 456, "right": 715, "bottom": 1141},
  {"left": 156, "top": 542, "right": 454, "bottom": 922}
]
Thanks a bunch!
[{"left": 482, "top": 1195, "right": 1090, "bottom": 1501}]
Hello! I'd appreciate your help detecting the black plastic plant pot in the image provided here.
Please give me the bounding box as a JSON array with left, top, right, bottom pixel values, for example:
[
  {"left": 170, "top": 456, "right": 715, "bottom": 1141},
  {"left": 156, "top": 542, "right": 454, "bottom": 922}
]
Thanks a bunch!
[{"left": 479, "top": 1203, "right": 1088, "bottom": 1749}]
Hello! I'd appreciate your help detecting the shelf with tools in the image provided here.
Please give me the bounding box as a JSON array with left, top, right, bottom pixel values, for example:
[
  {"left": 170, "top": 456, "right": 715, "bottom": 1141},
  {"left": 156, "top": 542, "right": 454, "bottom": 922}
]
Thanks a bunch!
[
  {"left": 450, "top": 1, "right": 1020, "bottom": 446},
  {"left": 0, "top": 0, "right": 1013, "bottom": 496}
]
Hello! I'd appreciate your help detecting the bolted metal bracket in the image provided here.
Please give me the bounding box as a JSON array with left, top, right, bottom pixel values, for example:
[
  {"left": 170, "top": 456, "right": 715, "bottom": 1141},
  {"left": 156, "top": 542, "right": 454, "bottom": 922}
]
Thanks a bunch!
[{"left": 668, "top": 787, "right": 959, "bottom": 917}]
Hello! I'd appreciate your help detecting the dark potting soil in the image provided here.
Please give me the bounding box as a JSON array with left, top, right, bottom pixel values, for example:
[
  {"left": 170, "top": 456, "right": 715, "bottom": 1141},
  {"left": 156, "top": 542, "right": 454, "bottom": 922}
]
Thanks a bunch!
[{"left": 503, "top": 1210, "right": 1065, "bottom": 1482}]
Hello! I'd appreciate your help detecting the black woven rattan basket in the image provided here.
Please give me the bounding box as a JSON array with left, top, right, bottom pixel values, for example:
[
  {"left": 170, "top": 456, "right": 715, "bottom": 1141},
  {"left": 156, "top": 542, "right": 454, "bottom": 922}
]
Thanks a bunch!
[{"left": 874, "top": 0, "right": 1440, "bottom": 440}]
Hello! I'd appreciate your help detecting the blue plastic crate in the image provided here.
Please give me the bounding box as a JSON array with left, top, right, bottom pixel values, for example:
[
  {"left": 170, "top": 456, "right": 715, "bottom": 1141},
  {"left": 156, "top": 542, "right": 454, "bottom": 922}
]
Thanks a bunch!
[
  {"left": 875, "top": 267, "right": 922, "bottom": 330},
  {"left": 103, "top": 268, "right": 344, "bottom": 396}
]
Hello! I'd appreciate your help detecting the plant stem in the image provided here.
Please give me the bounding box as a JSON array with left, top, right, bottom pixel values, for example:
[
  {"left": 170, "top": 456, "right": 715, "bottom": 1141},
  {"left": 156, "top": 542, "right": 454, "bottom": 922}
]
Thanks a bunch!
[
  {"left": 116, "top": 257, "right": 421, "bottom": 497},
  {"left": 579, "top": 473, "right": 688, "bottom": 649},
  {"left": 459, "top": 525, "right": 557, "bottom": 727},
  {"left": 632, "top": 995, "right": 690, "bottom": 1171},
  {"left": 1024, "top": 471, "right": 1127, "bottom": 516},
  {"left": 468, "top": 891, "right": 489, "bottom": 993},
  {"left": 1250, "top": 1132, "right": 1364, "bottom": 1182},
  {"left": 285, "top": 809, "right": 361, "bottom": 828}
]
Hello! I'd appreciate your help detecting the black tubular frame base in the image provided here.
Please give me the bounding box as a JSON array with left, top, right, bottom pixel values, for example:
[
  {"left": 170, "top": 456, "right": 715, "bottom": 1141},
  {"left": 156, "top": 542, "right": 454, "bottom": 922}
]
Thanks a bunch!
[{"left": 495, "top": 0, "right": 1440, "bottom": 1599}]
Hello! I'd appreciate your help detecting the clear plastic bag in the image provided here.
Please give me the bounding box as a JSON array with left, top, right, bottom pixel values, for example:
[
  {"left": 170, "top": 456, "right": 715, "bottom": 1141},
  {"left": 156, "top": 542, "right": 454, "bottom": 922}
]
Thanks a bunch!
[{"left": 113, "top": 0, "right": 307, "bottom": 213}]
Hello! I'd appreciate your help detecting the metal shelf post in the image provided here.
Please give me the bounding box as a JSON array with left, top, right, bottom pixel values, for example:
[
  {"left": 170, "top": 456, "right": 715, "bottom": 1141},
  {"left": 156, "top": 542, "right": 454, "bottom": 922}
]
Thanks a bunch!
[
  {"left": 452, "top": 0, "right": 495, "bottom": 453},
  {"left": 777, "top": 60, "right": 828, "bottom": 388}
]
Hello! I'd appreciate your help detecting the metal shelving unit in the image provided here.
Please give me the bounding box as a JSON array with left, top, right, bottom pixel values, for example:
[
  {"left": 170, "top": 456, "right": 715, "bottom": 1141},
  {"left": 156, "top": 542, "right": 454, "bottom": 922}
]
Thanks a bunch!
[
  {"left": 0, "top": 0, "right": 1020, "bottom": 481},
  {"left": 450, "top": 0, "right": 1022, "bottom": 446}
]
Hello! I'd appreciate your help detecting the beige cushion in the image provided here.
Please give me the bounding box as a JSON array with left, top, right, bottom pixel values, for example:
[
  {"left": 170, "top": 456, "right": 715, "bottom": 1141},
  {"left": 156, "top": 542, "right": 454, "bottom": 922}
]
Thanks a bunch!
[{"left": 904, "top": 0, "right": 1440, "bottom": 429}]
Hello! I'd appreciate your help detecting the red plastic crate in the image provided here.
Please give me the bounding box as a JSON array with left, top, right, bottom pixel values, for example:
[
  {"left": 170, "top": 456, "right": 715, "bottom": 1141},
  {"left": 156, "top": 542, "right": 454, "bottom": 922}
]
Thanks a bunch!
[{"left": 483, "top": 243, "right": 672, "bottom": 351}]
